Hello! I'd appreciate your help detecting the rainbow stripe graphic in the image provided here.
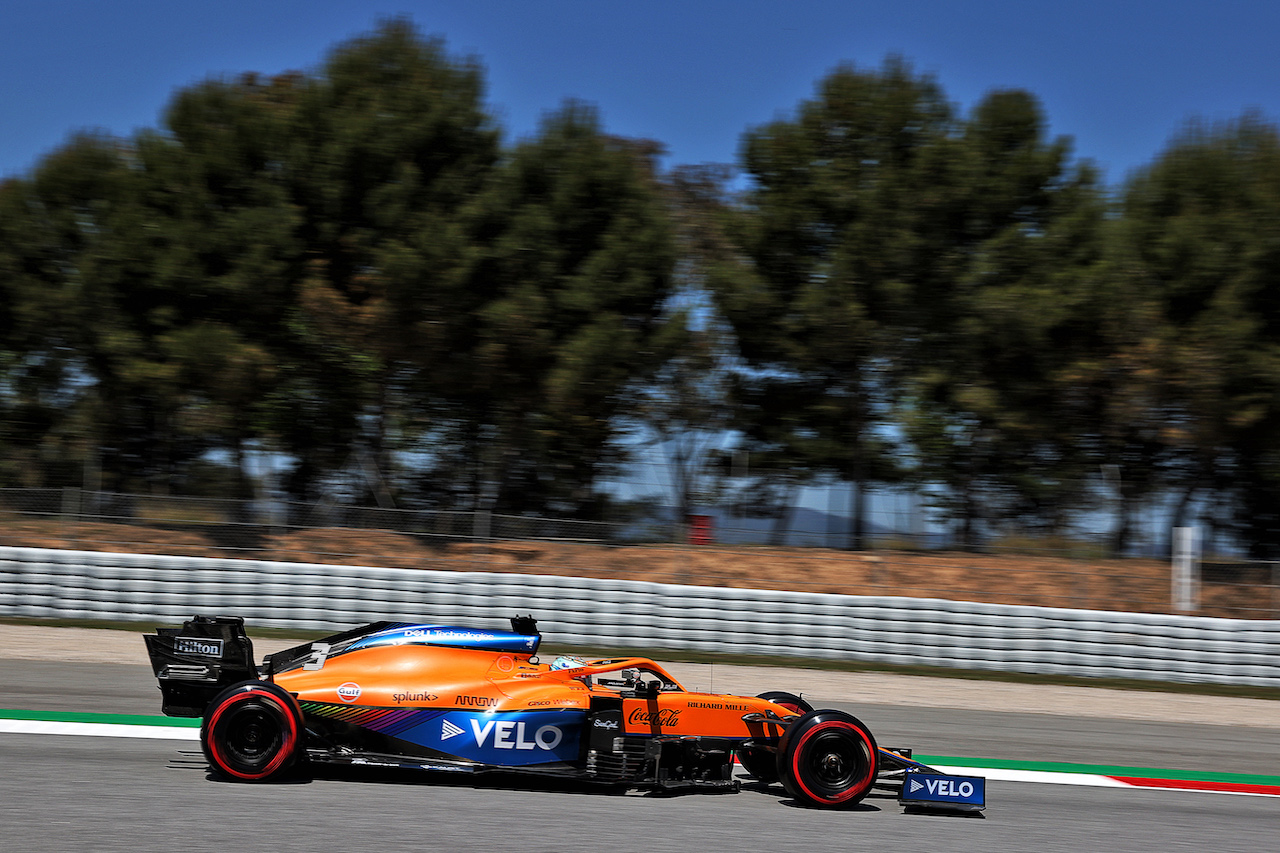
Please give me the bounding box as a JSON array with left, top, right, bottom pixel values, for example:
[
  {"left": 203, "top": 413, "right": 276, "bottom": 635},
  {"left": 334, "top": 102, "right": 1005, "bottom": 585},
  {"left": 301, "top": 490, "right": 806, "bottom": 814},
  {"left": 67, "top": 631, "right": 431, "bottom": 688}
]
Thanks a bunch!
[{"left": 300, "top": 702, "right": 449, "bottom": 738}]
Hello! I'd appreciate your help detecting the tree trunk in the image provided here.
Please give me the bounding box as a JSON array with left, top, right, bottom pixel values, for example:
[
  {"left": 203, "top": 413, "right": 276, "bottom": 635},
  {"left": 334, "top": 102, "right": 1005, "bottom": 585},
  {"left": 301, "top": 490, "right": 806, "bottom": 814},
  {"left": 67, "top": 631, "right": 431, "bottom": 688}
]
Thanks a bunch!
[
  {"left": 1110, "top": 492, "right": 1133, "bottom": 558},
  {"left": 957, "top": 487, "right": 979, "bottom": 551},
  {"left": 767, "top": 485, "right": 797, "bottom": 546},
  {"left": 848, "top": 479, "right": 866, "bottom": 551}
]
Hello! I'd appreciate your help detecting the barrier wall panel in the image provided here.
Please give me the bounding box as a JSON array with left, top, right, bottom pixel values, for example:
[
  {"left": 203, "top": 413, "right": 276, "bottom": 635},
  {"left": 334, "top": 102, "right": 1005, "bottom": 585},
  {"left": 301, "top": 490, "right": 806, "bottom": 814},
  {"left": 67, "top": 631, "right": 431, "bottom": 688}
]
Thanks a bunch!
[{"left": 0, "top": 546, "right": 1276, "bottom": 687}]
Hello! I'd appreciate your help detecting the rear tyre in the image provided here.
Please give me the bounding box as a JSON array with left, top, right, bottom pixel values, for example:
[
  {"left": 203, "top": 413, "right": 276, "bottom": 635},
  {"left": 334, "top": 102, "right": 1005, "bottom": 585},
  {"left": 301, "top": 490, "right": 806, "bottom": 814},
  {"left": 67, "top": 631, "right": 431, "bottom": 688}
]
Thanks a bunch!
[
  {"left": 737, "top": 691, "right": 813, "bottom": 783},
  {"left": 777, "top": 710, "right": 879, "bottom": 808},
  {"left": 202, "top": 681, "right": 304, "bottom": 782},
  {"left": 757, "top": 691, "right": 813, "bottom": 715}
]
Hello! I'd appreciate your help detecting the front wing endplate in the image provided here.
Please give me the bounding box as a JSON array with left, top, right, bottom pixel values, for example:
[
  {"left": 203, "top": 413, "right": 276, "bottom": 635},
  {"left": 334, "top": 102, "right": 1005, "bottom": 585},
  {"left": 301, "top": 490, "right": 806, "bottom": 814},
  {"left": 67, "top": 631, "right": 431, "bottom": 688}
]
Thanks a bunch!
[{"left": 899, "top": 770, "right": 986, "bottom": 811}]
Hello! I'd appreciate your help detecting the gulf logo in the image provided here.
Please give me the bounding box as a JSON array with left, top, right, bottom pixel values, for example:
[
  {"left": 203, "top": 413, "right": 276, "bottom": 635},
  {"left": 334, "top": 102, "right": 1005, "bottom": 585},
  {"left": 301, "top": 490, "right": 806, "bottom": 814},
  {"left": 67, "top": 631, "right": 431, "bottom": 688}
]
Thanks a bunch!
[{"left": 337, "top": 682, "right": 362, "bottom": 703}]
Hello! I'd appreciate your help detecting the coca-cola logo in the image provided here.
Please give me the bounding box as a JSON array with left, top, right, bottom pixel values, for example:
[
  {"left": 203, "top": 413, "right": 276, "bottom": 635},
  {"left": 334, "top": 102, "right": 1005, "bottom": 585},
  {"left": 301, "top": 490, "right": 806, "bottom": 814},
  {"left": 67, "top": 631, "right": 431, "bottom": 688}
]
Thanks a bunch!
[{"left": 628, "top": 708, "right": 681, "bottom": 728}]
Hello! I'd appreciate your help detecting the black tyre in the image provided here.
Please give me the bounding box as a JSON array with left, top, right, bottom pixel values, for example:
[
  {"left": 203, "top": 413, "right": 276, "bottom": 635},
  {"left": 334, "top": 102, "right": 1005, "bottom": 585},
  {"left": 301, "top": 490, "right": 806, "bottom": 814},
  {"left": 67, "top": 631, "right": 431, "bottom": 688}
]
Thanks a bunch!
[
  {"left": 737, "top": 691, "right": 813, "bottom": 783},
  {"left": 777, "top": 710, "right": 879, "bottom": 808},
  {"left": 201, "top": 681, "right": 304, "bottom": 782}
]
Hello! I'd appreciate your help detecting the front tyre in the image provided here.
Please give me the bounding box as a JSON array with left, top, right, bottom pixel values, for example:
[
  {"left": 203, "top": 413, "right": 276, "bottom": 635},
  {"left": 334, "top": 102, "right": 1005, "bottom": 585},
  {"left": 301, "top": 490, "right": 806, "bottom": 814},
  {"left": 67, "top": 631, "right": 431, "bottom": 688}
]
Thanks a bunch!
[
  {"left": 777, "top": 710, "right": 878, "bottom": 808},
  {"left": 738, "top": 691, "right": 813, "bottom": 783},
  {"left": 202, "top": 681, "right": 303, "bottom": 782}
]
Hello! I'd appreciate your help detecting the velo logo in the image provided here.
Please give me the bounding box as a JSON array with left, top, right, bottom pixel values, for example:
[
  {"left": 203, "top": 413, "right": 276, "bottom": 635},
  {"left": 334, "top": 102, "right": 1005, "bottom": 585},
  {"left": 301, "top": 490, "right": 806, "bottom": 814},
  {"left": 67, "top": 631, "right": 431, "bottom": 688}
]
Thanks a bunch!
[
  {"left": 469, "top": 718, "right": 563, "bottom": 751},
  {"left": 909, "top": 777, "right": 976, "bottom": 798}
]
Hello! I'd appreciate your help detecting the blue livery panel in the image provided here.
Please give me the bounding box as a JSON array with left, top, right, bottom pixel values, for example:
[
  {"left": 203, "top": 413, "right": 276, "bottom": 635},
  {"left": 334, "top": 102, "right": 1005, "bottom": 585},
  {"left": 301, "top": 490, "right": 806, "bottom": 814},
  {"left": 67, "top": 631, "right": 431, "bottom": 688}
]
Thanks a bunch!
[
  {"left": 344, "top": 624, "right": 540, "bottom": 655},
  {"left": 399, "top": 709, "right": 585, "bottom": 767},
  {"left": 899, "top": 771, "right": 986, "bottom": 811}
]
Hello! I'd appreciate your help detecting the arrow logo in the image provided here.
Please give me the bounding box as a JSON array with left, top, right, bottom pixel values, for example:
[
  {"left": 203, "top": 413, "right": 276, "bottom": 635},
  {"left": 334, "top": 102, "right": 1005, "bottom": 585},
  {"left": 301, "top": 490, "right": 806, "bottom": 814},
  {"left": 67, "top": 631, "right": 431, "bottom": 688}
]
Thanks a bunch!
[
  {"left": 909, "top": 778, "right": 924, "bottom": 793},
  {"left": 441, "top": 719, "right": 464, "bottom": 740}
]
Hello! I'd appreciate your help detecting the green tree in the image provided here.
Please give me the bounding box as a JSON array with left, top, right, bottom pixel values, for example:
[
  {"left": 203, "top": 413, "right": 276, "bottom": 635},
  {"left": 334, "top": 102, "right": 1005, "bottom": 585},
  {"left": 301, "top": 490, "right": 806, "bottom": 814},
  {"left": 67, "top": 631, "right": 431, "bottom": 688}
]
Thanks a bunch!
[
  {"left": 625, "top": 317, "right": 734, "bottom": 541},
  {"left": 0, "top": 133, "right": 178, "bottom": 493},
  {"left": 1114, "top": 115, "right": 1280, "bottom": 555},
  {"left": 447, "top": 103, "right": 677, "bottom": 516},
  {"left": 899, "top": 90, "right": 1107, "bottom": 547},
  {"left": 125, "top": 71, "right": 304, "bottom": 499},
  {"left": 275, "top": 19, "right": 500, "bottom": 502},
  {"left": 0, "top": 20, "right": 503, "bottom": 504},
  {"left": 0, "top": 170, "right": 90, "bottom": 488},
  {"left": 713, "top": 58, "right": 953, "bottom": 548}
]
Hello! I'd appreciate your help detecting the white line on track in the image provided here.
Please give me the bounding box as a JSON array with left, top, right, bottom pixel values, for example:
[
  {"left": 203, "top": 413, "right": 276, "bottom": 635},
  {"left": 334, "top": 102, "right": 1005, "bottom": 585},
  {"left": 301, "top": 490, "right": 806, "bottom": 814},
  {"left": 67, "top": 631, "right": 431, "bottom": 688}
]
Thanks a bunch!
[
  {"left": 933, "top": 764, "right": 1128, "bottom": 788},
  {"left": 0, "top": 719, "right": 198, "bottom": 740},
  {"left": 4, "top": 721, "right": 1275, "bottom": 798},
  {"left": 933, "top": 764, "right": 1278, "bottom": 798}
]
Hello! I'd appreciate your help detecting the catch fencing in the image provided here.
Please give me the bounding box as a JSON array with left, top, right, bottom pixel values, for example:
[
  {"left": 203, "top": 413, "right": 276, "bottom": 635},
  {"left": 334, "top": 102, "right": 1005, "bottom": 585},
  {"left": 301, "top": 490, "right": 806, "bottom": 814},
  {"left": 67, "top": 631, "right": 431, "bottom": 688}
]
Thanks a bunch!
[
  {"left": 4, "top": 487, "right": 1278, "bottom": 618},
  {"left": 0, "top": 546, "right": 1276, "bottom": 688}
]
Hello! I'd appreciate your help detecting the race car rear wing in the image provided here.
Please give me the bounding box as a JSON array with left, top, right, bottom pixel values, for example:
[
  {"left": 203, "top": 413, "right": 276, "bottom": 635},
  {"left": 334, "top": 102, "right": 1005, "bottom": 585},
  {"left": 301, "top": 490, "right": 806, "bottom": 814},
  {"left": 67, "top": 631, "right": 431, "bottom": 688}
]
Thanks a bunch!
[{"left": 143, "top": 615, "right": 257, "bottom": 717}]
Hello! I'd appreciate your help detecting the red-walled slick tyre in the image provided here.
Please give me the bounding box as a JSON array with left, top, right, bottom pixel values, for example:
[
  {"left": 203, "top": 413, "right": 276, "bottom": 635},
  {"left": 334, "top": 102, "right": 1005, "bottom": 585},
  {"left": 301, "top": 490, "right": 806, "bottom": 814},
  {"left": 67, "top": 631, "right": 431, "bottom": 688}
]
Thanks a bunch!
[
  {"left": 201, "top": 681, "right": 304, "bottom": 782},
  {"left": 777, "top": 710, "right": 879, "bottom": 808},
  {"left": 738, "top": 691, "right": 813, "bottom": 783}
]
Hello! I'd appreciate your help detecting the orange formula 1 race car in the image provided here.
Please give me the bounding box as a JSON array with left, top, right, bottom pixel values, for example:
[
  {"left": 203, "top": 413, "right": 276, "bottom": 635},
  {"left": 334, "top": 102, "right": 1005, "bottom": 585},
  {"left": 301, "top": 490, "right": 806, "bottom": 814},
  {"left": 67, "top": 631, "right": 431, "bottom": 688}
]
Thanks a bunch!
[{"left": 144, "top": 615, "right": 985, "bottom": 812}]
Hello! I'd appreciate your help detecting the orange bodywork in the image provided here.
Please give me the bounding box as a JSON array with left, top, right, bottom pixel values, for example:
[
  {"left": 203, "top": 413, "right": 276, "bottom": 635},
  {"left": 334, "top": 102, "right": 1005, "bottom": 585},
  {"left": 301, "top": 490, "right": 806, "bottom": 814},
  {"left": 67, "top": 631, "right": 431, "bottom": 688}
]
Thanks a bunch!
[
  {"left": 147, "top": 615, "right": 970, "bottom": 809},
  {"left": 274, "top": 643, "right": 796, "bottom": 741}
]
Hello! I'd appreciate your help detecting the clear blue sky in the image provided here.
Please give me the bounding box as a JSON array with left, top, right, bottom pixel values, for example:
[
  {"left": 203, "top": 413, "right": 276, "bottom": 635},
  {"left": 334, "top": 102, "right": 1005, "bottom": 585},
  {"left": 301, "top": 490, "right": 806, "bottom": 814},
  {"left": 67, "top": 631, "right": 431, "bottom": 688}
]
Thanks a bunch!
[{"left": 4, "top": 1, "right": 1280, "bottom": 186}]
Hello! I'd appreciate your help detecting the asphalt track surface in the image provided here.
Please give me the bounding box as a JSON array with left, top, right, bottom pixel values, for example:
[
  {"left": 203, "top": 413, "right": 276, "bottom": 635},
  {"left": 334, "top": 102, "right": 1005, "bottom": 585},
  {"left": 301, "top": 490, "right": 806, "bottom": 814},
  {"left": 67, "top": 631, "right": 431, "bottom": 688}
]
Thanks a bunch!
[{"left": 3, "top": 657, "right": 1278, "bottom": 852}]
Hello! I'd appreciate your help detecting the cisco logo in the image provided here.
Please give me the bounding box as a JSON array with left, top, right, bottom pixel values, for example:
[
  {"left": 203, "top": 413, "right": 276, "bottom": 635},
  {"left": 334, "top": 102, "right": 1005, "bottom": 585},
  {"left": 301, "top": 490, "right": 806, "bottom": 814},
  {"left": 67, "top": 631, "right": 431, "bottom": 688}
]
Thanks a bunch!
[{"left": 337, "top": 682, "right": 362, "bottom": 703}]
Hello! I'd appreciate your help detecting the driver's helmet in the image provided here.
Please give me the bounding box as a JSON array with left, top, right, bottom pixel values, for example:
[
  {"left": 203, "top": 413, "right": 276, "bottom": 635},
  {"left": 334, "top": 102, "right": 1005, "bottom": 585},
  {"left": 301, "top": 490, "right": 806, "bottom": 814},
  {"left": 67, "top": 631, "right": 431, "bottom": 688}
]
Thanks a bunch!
[{"left": 549, "top": 655, "right": 587, "bottom": 671}]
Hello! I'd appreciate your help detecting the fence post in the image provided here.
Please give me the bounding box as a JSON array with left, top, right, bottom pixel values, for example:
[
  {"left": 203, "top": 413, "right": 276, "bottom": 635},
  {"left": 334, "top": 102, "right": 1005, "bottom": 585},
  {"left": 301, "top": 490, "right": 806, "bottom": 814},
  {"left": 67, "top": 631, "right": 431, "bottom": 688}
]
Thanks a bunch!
[
  {"left": 1171, "top": 526, "right": 1200, "bottom": 612},
  {"left": 473, "top": 509, "right": 491, "bottom": 564},
  {"left": 60, "top": 487, "right": 81, "bottom": 550},
  {"left": 1273, "top": 561, "right": 1279, "bottom": 620}
]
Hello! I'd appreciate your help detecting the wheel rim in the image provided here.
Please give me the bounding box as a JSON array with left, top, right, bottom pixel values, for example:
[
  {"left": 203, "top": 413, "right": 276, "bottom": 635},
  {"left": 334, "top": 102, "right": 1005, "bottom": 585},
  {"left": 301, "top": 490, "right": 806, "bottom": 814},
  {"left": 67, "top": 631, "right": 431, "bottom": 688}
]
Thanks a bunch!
[
  {"left": 205, "top": 688, "right": 298, "bottom": 780},
  {"left": 804, "top": 730, "right": 862, "bottom": 790},
  {"left": 790, "top": 720, "right": 875, "bottom": 804},
  {"left": 223, "top": 703, "right": 283, "bottom": 766}
]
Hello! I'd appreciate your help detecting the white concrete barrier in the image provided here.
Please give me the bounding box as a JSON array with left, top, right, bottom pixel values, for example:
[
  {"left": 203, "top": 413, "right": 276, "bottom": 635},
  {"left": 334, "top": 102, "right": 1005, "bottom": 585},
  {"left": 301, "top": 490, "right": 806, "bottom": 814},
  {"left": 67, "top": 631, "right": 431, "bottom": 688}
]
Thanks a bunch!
[{"left": 0, "top": 546, "right": 1276, "bottom": 687}]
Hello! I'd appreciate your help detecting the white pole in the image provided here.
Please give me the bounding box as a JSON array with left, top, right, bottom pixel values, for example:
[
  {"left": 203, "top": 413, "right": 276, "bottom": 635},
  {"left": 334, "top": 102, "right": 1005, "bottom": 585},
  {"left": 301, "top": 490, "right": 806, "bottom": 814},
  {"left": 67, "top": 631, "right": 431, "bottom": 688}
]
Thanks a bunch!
[{"left": 1171, "top": 526, "right": 1201, "bottom": 612}]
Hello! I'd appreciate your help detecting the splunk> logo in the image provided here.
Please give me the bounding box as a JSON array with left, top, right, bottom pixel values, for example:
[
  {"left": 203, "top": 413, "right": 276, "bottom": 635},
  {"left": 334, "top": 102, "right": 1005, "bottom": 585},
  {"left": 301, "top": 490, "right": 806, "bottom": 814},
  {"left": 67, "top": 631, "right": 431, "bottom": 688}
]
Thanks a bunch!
[{"left": 392, "top": 692, "right": 439, "bottom": 704}]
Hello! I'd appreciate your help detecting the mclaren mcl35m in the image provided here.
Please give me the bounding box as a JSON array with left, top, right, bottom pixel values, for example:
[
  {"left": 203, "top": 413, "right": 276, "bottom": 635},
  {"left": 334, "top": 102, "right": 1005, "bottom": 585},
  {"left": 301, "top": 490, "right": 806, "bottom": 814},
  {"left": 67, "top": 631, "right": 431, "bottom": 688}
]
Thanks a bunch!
[{"left": 144, "top": 615, "right": 985, "bottom": 812}]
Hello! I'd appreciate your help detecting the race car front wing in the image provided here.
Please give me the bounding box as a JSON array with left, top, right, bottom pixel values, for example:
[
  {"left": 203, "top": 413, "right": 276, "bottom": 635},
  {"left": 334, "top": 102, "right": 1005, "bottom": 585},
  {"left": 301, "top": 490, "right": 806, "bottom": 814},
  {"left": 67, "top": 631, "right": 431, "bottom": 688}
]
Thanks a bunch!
[{"left": 877, "top": 747, "right": 987, "bottom": 812}]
